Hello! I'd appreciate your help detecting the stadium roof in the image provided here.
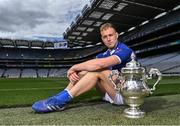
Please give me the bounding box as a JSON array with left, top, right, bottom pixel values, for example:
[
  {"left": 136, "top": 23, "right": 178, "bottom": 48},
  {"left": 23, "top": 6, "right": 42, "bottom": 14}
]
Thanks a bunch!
[
  {"left": 0, "top": 36, "right": 66, "bottom": 49},
  {"left": 0, "top": 0, "right": 179, "bottom": 49},
  {"left": 0, "top": 38, "right": 56, "bottom": 49},
  {"left": 63, "top": 0, "right": 180, "bottom": 48}
]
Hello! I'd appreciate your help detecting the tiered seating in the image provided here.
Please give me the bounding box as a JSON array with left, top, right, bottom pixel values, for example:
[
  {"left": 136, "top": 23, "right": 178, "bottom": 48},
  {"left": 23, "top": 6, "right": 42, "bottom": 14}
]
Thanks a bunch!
[
  {"left": 164, "top": 66, "right": 180, "bottom": 73},
  {"left": 0, "top": 69, "right": 4, "bottom": 77},
  {"left": 56, "top": 68, "right": 68, "bottom": 77},
  {"left": 48, "top": 68, "right": 59, "bottom": 77},
  {"left": 21, "top": 68, "right": 37, "bottom": 78},
  {"left": 0, "top": 45, "right": 104, "bottom": 60},
  {"left": 48, "top": 68, "right": 68, "bottom": 77},
  {"left": 3, "top": 68, "right": 20, "bottom": 78},
  {"left": 0, "top": 68, "right": 69, "bottom": 78},
  {"left": 38, "top": 69, "right": 48, "bottom": 78},
  {"left": 121, "top": 9, "right": 179, "bottom": 43},
  {"left": 140, "top": 53, "right": 178, "bottom": 66},
  {"left": 140, "top": 52, "right": 180, "bottom": 74}
]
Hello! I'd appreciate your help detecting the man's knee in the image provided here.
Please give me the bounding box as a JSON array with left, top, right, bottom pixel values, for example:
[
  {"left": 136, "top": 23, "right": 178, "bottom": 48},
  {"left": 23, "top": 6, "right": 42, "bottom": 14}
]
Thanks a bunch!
[
  {"left": 86, "top": 71, "right": 99, "bottom": 77},
  {"left": 82, "top": 70, "right": 111, "bottom": 79},
  {"left": 99, "top": 70, "right": 111, "bottom": 77},
  {"left": 78, "top": 71, "right": 88, "bottom": 78},
  {"left": 94, "top": 69, "right": 111, "bottom": 79}
]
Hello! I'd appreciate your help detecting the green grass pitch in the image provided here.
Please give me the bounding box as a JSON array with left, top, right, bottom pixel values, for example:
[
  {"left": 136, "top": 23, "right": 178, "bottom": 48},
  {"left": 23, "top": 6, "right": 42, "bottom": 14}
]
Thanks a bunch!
[{"left": 0, "top": 76, "right": 180, "bottom": 125}]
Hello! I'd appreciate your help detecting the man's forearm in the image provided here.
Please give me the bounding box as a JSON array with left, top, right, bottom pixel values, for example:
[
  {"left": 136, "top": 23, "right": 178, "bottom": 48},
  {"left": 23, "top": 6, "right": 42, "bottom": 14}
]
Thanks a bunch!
[
  {"left": 70, "top": 56, "right": 120, "bottom": 72},
  {"left": 71, "top": 59, "right": 105, "bottom": 72}
]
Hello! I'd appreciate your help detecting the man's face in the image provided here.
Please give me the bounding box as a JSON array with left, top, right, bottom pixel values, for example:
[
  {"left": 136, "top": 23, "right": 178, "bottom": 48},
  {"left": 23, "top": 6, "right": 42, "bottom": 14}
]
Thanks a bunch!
[{"left": 101, "top": 27, "right": 119, "bottom": 49}]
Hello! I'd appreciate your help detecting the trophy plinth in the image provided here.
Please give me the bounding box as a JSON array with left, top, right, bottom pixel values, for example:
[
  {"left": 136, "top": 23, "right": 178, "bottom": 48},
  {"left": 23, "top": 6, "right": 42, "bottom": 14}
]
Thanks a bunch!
[
  {"left": 123, "top": 107, "right": 145, "bottom": 118},
  {"left": 109, "top": 54, "right": 162, "bottom": 118},
  {"left": 122, "top": 89, "right": 149, "bottom": 118}
]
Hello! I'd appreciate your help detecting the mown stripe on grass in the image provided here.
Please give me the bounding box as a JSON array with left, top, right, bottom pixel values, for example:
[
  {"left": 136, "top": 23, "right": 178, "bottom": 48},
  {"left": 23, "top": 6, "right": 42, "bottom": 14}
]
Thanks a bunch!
[
  {"left": 0, "top": 94, "right": 180, "bottom": 125},
  {"left": 0, "top": 87, "right": 61, "bottom": 91}
]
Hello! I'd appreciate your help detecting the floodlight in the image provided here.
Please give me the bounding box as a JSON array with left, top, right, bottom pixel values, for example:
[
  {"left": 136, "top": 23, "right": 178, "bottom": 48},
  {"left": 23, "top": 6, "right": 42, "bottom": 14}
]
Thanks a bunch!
[
  {"left": 102, "top": 13, "right": 114, "bottom": 20},
  {"left": 99, "top": 0, "right": 117, "bottom": 9},
  {"left": 72, "top": 32, "right": 81, "bottom": 35},
  {"left": 89, "top": 11, "right": 104, "bottom": 19},
  {"left": 82, "top": 20, "right": 94, "bottom": 25},
  {"left": 93, "top": 22, "right": 103, "bottom": 27},
  {"left": 82, "top": 33, "right": 88, "bottom": 36},
  {"left": 86, "top": 28, "right": 94, "bottom": 32},
  {"left": 76, "top": 27, "right": 87, "bottom": 31}
]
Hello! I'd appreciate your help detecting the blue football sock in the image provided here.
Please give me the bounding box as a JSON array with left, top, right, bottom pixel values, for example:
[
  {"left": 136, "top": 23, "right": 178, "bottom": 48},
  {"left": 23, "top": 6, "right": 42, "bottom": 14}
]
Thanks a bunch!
[
  {"left": 64, "top": 89, "right": 73, "bottom": 98},
  {"left": 56, "top": 89, "right": 72, "bottom": 104}
]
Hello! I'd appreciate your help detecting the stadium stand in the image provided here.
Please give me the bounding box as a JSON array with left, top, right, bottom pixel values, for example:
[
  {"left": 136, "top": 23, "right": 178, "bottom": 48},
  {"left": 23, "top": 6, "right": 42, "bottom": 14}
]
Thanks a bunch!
[
  {"left": 0, "top": 44, "right": 106, "bottom": 78},
  {"left": 21, "top": 68, "right": 37, "bottom": 78},
  {"left": 0, "top": 44, "right": 105, "bottom": 60},
  {"left": 37, "top": 68, "right": 49, "bottom": 78},
  {"left": 121, "top": 9, "right": 179, "bottom": 43},
  {"left": 139, "top": 53, "right": 179, "bottom": 67},
  {"left": 48, "top": 68, "right": 68, "bottom": 77},
  {"left": 48, "top": 68, "right": 59, "bottom": 77},
  {"left": 164, "top": 66, "right": 180, "bottom": 75},
  {"left": 0, "top": 68, "right": 4, "bottom": 77},
  {"left": 3, "top": 68, "right": 21, "bottom": 78},
  {"left": 0, "top": 0, "right": 179, "bottom": 78},
  {"left": 64, "top": 0, "right": 179, "bottom": 48},
  {"left": 139, "top": 52, "right": 180, "bottom": 75}
]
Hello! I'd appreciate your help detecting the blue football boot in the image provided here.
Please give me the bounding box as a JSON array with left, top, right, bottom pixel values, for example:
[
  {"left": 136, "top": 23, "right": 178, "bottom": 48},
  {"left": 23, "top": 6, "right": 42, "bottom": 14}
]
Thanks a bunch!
[{"left": 32, "top": 90, "right": 72, "bottom": 113}]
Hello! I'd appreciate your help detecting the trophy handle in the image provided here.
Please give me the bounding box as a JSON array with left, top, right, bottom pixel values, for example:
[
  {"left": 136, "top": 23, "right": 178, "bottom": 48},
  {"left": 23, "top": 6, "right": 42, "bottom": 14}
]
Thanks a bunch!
[
  {"left": 108, "top": 70, "right": 124, "bottom": 91},
  {"left": 146, "top": 68, "right": 162, "bottom": 92}
]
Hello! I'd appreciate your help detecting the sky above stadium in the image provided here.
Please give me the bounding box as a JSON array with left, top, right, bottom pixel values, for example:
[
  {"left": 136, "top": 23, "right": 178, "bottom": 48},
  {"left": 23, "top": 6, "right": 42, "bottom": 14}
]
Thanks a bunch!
[{"left": 0, "top": 0, "right": 89, "bottom": 41}]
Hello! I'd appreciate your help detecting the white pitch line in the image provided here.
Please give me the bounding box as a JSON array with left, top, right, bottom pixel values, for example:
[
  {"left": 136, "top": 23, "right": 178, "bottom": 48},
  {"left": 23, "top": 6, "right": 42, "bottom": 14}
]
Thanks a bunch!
[{"left": 0, "top": 87, "right": 61, "bottom": 91}]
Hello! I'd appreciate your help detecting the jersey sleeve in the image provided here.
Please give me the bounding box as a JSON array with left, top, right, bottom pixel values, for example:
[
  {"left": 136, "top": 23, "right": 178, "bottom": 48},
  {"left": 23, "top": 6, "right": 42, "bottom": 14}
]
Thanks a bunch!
[
  {"left": 113, "top": 48, "right": 132, "bottom": 63},
  {"left": 96, "top": 53, "right": 104, "bottom": 58}
]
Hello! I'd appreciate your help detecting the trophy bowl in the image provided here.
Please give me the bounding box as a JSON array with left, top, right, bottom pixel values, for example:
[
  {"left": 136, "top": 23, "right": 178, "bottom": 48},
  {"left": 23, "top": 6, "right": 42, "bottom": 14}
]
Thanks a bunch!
[
  {"left": 121, "top": 80, "right": 150, "bottom": 118},
  {"left": 109, "top": 55, "right": 162, "bottom": 118}
]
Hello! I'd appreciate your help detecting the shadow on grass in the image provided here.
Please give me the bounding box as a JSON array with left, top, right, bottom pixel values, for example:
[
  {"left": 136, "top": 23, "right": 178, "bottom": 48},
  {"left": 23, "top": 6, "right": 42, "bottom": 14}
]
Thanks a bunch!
[
  {"left": 66, "top": 99, "right": 107, "bottom": 110},
  {"left": 0, "top": 98, "right": 103, "bottom": 109},
  {"left": 30, "top": 100, "right": 109, "bottom": 114},
  {"left": 142, "top": 96, "right": 180, "bottom": 112}
]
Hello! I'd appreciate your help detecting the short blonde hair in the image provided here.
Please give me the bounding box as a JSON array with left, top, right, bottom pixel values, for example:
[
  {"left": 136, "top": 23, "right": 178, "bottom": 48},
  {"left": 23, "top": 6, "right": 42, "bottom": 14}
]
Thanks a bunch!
[{"left": 100, "top": 23, "right": 117, "bottom": 32}]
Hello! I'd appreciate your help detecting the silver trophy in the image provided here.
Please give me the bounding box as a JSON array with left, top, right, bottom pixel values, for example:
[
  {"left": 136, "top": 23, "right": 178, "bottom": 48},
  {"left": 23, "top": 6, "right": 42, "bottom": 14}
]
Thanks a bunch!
[{"left": 109, "top": 54, "right": 162, "bottom": 118}]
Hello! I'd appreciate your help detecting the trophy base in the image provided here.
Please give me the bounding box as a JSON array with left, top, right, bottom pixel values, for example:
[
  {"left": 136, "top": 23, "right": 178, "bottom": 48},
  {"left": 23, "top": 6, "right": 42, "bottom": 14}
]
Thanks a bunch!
[{"left": 123, "top": 107, "right": 145, "bottom": 118}]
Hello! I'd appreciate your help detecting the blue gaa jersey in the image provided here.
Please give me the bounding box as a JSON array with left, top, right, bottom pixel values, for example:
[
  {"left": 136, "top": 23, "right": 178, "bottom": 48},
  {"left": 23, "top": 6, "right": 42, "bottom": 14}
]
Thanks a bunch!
[{"left": 96, "top": 42, "right": 134, "bottom": 71}]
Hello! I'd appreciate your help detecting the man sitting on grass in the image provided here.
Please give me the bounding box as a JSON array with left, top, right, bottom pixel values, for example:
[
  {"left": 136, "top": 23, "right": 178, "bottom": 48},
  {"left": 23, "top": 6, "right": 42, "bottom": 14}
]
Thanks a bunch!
[{"left": 32, "top": 23, "right": 135, "bottom": 113}]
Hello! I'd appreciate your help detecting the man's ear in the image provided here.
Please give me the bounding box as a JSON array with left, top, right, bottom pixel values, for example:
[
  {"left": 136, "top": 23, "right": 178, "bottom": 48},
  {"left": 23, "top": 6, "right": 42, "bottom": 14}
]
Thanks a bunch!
[{"left": 116, "top": 32, "right": 119, "bottom": 38}]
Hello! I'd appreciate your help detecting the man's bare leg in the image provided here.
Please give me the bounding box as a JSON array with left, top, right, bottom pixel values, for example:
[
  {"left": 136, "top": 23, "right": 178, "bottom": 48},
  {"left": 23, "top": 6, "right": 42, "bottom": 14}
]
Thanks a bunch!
[
  {"left": 65, "top": 83, "right": 74, "bottom": 90},
  {"left": 32, "top": 70, "right": 116, "bottom": 113},
  {"left": 69, "top": 70, "right": 116, "bottom": 100},
  {"left": 65, "top": 71, "right": 88, "bottom": 90}
]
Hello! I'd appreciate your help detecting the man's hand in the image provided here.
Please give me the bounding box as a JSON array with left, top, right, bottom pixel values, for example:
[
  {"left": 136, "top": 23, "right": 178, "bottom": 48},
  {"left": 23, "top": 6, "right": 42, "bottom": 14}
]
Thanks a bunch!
[
  {"left": 67, "top": 67, "right": 80, "bottom": 84},
  {"left": 68, "top": 72, "right": 80, "bottom": 84}
]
